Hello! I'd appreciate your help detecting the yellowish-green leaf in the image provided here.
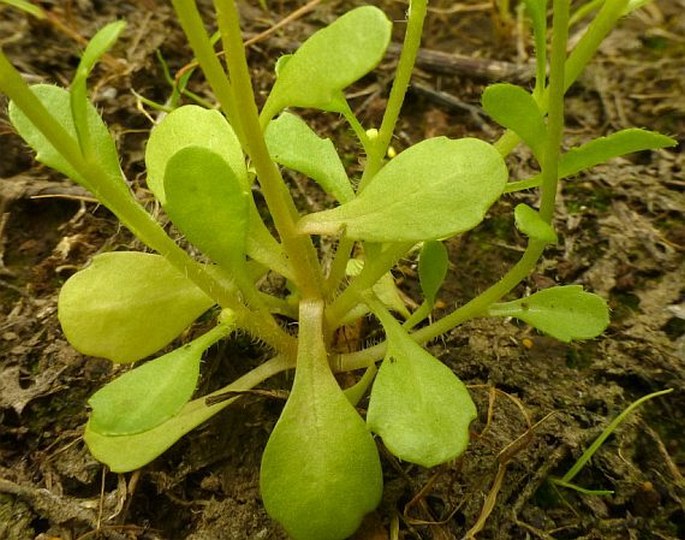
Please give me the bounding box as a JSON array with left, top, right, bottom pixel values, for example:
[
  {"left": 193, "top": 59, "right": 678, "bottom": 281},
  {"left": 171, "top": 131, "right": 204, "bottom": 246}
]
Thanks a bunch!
[
  {"left": 298, "top": 137, "right": 508, "bottom": 242},
  {"left": 262, "top": 6, "right": 391, "bottom": 116},
  {"left": 487, "top": 285, "right": 609, "bottom": 342},
  {"left": 88, "top": 324, "right": 231, "bottom": 435},
  {"left": 8, "top": 84, "right": 124, "bottom": 192},
  {"left": 145, "top": 105, "right": 247, "bottom": 203},
  {"left": 367, "top": 304, "right": 477, "bottom": 467},
  {"left": 260, "top": 301, "right": 382, "bottom": 540},
  {"left": 482, "top": 83, "right": 547, "bottom": 160},
  {"left": 514, "top": 203, "right": 557, "bottom": 244},
  {"left": 58, "top": 252, "right": 214, "bottom": 363},
  {"left": 164, "top": 146, "right": 249, "bottom": 271},
  {"left": 265, "top": 111, "right": 354, "bottom": 203}
]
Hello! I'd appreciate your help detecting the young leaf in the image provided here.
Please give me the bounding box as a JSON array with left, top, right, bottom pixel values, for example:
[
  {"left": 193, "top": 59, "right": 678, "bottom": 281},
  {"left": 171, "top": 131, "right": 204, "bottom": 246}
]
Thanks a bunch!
[
  {"left": 8, "top": 84, "right": 124, "bottom": 192},
  {"left": 163, "top": 146, "right": 249, "bottom": 271},
  {"left": 298, "top": 137, "right": 508, "bottom": 242},
  {"left": 558, "top": 128, "right": 676, "bottom": 179},
  {"left": 260, "top": 300, "right": 383, "bottom": 540},
  {"left": 58, "top": 252, "right": 215, "bottom": 363},
  {"left": 262, "top": 6, "right": 392, "bottom": 116},
  {"left": 265, "top": 111, "right": 354, "bottom": 203},
  {"left": 514, "top": 203, "right": 557, "bottom": 244},
  {"left": 71, "top": 21, "right": 126, "bottom": 156},
  {"left": 418, "top": 241, "right": 449, "bottom": 306},
  {"left": 367, "top": 304, "right": 477, "bottom": 467},
  {"left": 145, "top": 104, "right": 247, "bottom": 203},
  {"left": 347, "top": 259, "right": 410, "bottom": 319},
  {"left": 487, "top": 285, "right": 609, "bottom": 342},
  {"left": 482, "top": 83, "right": 547, "bottom": 161},
  {"left": 145, "top": 105, "right": 291, "bottom": 277},
  {"left": 88, "top": 324, "right": 231, "bottom": 436}
]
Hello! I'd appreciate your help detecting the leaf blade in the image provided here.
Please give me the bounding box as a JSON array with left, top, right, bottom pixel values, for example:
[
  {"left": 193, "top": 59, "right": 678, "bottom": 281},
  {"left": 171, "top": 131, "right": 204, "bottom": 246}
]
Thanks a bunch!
[
  {"left": 263, "top": 6, "right": 392, "bottom": 115},
  {"left": 367, "top": 306, "right": 477, "bottom": 467},
  {"left": 260, "top": 301, "right": 383, "bottom": 540},
  {"left": 487, "top": 285, "right": 610, "bottom": 342},
  {"left": 88, "top": 324, "right": 230, "bottom": 435},
  {"left": 482, "top": 83, "right": 547, "bottom": 161},
  {"left": 163, "top": 146, "right": 249, "bottom": 271},
  {"left": 58, "top": 252, "right": 215, "bottom": 363},
  {"left": 298, "top": 137, "right": 508, "bottom": 242},
  {"left": 9, "top": 84, "right": 124, "bottom": 192},
  {"left": 265, "top": 111, "right": 354, "bottom": 203}
]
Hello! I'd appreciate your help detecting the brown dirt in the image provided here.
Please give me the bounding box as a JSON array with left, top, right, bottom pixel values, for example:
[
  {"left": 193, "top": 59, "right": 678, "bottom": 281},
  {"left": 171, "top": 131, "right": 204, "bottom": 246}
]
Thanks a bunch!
[{"left": 1, "top": 1, "right": 684, "bottom": 539}]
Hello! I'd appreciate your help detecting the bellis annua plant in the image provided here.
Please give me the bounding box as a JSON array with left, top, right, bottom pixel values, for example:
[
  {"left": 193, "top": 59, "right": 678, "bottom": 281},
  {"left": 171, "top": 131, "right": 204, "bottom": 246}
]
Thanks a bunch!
[{"left": 0, "top": 0, "right": 675, "bottom": 538}]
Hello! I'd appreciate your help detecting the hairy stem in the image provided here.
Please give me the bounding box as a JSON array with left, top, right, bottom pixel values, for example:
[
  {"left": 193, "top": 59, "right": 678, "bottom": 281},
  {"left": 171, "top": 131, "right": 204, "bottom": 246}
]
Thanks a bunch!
[{"left": 212, "top": 0, "right": 324, "bottom": 298}]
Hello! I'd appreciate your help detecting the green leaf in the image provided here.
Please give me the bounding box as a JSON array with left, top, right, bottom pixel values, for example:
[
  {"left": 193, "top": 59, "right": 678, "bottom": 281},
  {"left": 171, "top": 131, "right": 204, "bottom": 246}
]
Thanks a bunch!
[
  {"left": 261, "top": 301, "right": 382, "bottom": 540},
  {"left": 265, "top": 112, "right": 354, "bottom": 203},
  {"left": 88, "top": 324, "right": 231, "bottom": 436},
  {"left": 262, "top": 6, "right": 392, "bottom": 116},
  {"left": 418, "top": 241, "right": 449, "bottom": 305},
  {"left": 367, "top": 306, "right": 477, "bottom": 467},
  {"left": 487, "top": 285, "right": 610, "bottom": 342},
  {"left": 559, "top": 128, "right": 676, "bottom": 179},
  {"left": 145, "top": 105, "right": 247, "bottom": 203},
  {"left": 505, "top": 128, "right": 677, "bottom": 193},
  {"left": 8, "top": 84, "right": 124, "bottom": 191},
  {"left": 347, "top": 259, "right": 410, "bottom": 318},
  {"left": 58, "top": 252, "right": 215, "bottom": 363},
  {"left": 145, "top": 105, "right": 290, "bottom": 277},
  {"left": 482, "top": 83, "right": 547, "bottom": 160},
  {"left": 71, "top": 21, "right": 126, "bottom": 155},
  {"left": 85, "top": 387, "right": 238, "bottom": 473},
  {"left": 298, "top": 137, "right": 508, "bottom": 242},
  {"left": 514, "top": 203, "right": 557, "bottom": 244},
  {"left": 164, "top": 146, "right": 249, "bottom": 271}
]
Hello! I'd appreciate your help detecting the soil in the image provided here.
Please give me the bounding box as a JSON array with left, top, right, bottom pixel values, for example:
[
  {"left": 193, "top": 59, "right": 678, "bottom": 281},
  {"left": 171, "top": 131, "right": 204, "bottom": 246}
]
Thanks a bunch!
[{"left": 1, "top": 1, "right": 684, "bottom": 539}]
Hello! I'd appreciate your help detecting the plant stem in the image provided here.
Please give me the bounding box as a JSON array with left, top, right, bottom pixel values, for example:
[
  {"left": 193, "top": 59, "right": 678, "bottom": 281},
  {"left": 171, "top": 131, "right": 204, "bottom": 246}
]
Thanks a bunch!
[
  {"left": 326, "top": 242, "right": 413, "bottom": 328},
  {"left": 358, "top": 0, "right": 427, "bottom": 191},
  {"left": 539, "top": 0, "right": 570, "bottom": 223},
  {"left": 212, "top": 0, "right": 324, "bottom": 299},
  {"left": 170, "top": 0, "right": 243, "bottom": 138}
]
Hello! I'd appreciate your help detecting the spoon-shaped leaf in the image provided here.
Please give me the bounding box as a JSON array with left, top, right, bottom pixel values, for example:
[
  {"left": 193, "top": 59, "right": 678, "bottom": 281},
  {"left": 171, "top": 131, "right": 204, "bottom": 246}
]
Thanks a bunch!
[
  {"left": 298, "top": 137, "right": 508, "bottom": 242},
  {"left": 88, "top": 324, "right": 231, "bottom": 436},
  {"left": 487, "top": 285, "right": 609, "bottom": 342},
  {"left": 482, "top": 83, "right": 547, "bottom": 161},
  {"left": 262, "top": 6, "right": 392, "bottom": 116},
  {"left": 265, "top": 111, "right": 354, "bottom": 203},
  {"left": 260, "top": 300, "right": 383, "bottom": 540},
  {"left": 145, "top": 104, "right": 247, "bottom": 202},
  {"left": 9, "top": 84, "right": 124, "bottom": 192},
  {"left": 58, "top": 252, "right": 214, "bottom": 363},
  {"left": 84, "top": 356, "right": 286, "bottom": 472},
  {"left": 514, "top": 203, "right": 557, "bottom": 244},
  {"left": 367, "top": 303, "right": 477, "bottom": 467},
  {"left": 163, "top": 146, "right": 249, "bottom": 271}
]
